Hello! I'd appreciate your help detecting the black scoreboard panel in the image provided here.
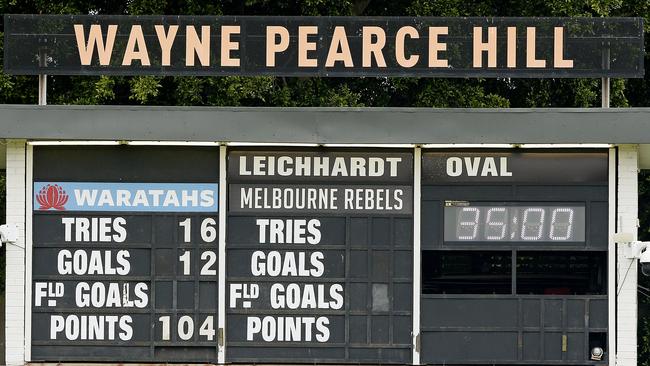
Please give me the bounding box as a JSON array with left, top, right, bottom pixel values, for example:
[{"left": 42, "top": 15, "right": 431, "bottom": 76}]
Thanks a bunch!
[
  {"left": 420, "top": 149, "right": 609, "bottom": 365},
  {"left": 31, "top": 146, "right": 220, "bottom": 362},
  {"left": 30, "top": 146, "right": 611, "bottom": 365},
  {"left": 226, "top": 148, "right": 413, "bottom": 363}
]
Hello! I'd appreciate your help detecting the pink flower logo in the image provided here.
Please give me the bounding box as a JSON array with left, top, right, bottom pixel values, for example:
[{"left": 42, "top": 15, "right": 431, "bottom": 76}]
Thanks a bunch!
[{"left": 36, "top": 184, "right": 69, "bottom": 210}]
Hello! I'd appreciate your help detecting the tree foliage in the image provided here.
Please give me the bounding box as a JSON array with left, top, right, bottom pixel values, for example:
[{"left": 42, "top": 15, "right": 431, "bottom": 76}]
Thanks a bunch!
[
  {"left": 2, "top": 0, "right": 649, "bottom": 108},
  {"left": 1, "top": 0, "right": 650, "bottom": 362}
]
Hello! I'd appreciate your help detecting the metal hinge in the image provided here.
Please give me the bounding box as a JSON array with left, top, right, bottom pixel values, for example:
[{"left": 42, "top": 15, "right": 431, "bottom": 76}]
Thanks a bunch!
[
  {"left": 562, "top": 334, "right": 567, "bottom": 352},
  {"left": 218, "top": 327, "right": 224, "bottom": 347}
]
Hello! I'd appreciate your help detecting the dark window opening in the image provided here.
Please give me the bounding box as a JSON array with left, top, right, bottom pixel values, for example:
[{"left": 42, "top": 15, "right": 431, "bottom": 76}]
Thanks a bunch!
[
  {"left": 516, "top": 251, "right": 606, "bottom": 295},
  {"left": 422, "top": 251, "right": 511, "bottom": 294}
]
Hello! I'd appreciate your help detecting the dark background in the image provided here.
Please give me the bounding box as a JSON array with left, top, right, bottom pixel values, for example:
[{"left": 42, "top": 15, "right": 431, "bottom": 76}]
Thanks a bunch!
[
  {"left": 419, "top": 150, "right": 609, "bottom": 363},
  {"left": 226, "top": 149, "right": 413, "bottom": 363},
  {"left": 31, "top": 146, "right": 220, "bottom": 362}
]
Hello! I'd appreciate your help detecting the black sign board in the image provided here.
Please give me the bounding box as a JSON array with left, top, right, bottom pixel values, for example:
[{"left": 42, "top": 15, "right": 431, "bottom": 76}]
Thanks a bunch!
[
  {"left": 31, "top": 146, "right": 220, "bottom": 363},
  {"left": 28, "top": 145, "right": 611, "bottom": 364},
  {"left": 419, "top": 149, "right": 609, "bottom": 364},
  {"left": 226, "top": 149, "right": 413, "bottom": 363},
  {"left": 4, "top": 15, "right": 644, "bottom": 78},
  {"left": 422, "top": 149, "right": 608, "bottom": 184}
]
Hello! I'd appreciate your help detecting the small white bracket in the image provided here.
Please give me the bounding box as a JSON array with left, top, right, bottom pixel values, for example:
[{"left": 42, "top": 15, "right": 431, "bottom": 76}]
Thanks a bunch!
[
  {"left": 613, "top": 232, "right": 649, "bottom": 259},
  {"left": 623, "top": 241, "right": 649, "bottom": 259},
  {"left": 0, "top": 223, "right": 19, "bottom": 245}
]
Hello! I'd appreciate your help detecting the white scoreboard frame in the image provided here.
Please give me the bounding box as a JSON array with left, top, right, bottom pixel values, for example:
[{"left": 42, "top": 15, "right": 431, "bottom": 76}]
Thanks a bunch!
[
  {"left": 14, "top": 141, "right": 625, "bottom": 366},
  {"left": 608, "top": 147, "right": 616, "bottom": 366}
]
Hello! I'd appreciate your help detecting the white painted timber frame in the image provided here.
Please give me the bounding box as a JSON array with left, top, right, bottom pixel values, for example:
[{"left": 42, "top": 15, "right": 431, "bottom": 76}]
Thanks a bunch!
[
  {"left": 24, "top": 144, "right": 33, "bottom": 362},
  {"left": 218, "top": 145, "right": 227, "bottom": 363},
  {"left": 616, "top": 145, "right": 639, "bottom": 366},
  {"left": 5, "top": 141, "right": 638, "bottom": 366},
  {"left": 412, "top": 147, "right": 422, "bottom": 365},
  {"left": 5, "top": 140, "right": 27, "bottom": 366},
  {"left": 608, "top": 147, "right": 616, "bottom": 366}
]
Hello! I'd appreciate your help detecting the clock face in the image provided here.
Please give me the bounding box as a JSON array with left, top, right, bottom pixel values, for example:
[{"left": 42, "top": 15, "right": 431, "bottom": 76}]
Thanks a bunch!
[{"left": 444, "top": 202, "right": 586, "bottom": 243}]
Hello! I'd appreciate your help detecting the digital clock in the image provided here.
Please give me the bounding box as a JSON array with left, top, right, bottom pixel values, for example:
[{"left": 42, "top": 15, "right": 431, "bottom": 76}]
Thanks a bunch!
[{"left": 444, "top": 202, "right": 586, "bottom": 242}]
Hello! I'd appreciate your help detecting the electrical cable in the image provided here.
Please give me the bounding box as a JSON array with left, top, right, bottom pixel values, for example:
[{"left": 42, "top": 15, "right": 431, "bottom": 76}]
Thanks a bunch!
[
  {"left": 638, "top": 287, "right": 650, "bottom": 300},
  {"left": 617, "top": 259, "right": 636, "bottom": 296}
]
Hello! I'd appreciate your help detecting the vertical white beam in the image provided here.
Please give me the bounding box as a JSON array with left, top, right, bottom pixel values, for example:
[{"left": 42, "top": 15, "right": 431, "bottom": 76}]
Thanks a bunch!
[
  {"left": 412, "top": 147, "right": 421, "bottom": 365},
  {"left": 5, "top": 140, "right": 26, "bottom": 366},
  {"left": 38, "top": 75, "right": 47, "bottom": 106},
  {"left": 602, "top": 78, "right": 610, "bottom": 108},
  {"left": 608, "top": 147, "right": 616, "bottom": 366},
  {"left": 23, "top": 144, "right": 32, "bottom": 362},
  {"left": 217, "top": 145, "right": 227, "bottom": 363},
  {"left": 616, "top": 145, "right": 638, "bottom": 366}
]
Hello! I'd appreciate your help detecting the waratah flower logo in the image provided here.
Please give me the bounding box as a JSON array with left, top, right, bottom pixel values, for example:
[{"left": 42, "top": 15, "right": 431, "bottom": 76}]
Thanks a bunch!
[{"left": 36, "top": 184, "right": 69, "bottom": 210}]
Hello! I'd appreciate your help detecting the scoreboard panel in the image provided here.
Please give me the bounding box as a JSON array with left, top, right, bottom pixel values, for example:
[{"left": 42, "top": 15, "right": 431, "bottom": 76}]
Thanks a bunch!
[
  {"left": 27, "top": 146, "right": 611, "bottom": 365},
  {"left": 420, "top": 149, "right": 609, "bottom": 364},
  {"left": 31, "top": 146, "right": 220, "bottom": 362},
  {"left": 443, "top": 203, "right": 587, "bottom": 242},
  {"left": 226, "top": 149, "right": 413, "bottom": 363}
]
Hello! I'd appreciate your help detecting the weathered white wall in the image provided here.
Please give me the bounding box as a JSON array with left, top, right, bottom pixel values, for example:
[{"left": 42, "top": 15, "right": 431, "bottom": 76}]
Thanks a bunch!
[
  {"left": 5, "top": 140, "right": 26, "bottom": 365},
  {"left": 617, "top": 145, "right": 639, "bottom": 366}
]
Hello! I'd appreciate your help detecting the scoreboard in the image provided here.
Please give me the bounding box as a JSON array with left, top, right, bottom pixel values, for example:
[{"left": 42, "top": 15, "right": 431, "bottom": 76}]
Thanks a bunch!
[
  {"left": 28, "top": 145, "right": 610, "bottom": 365},
  {"left": 420, "top": 150, "right": 609, "bottom": 363},
  {"left": 225, "top": 149, "right": 413, "bottom": 363},
  {"left": 32, "top": 146, "right": 220, "bottom": 362}
]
